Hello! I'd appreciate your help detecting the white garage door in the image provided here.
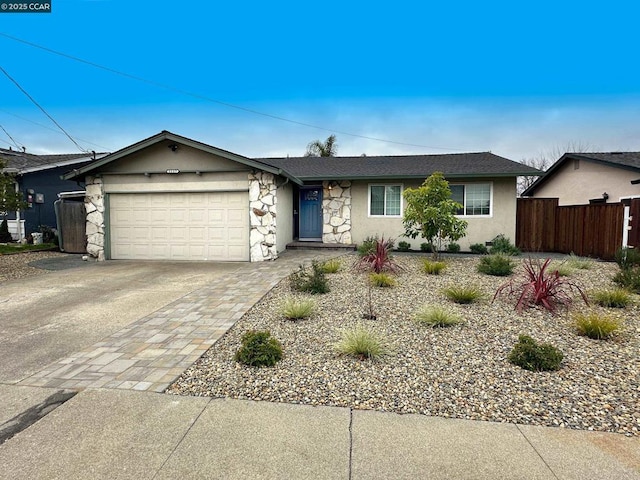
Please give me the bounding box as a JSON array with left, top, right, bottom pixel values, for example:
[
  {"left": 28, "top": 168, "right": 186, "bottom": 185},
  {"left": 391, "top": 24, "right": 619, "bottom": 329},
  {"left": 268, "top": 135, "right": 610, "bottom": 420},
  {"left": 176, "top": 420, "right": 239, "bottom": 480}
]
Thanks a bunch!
[{"left": 109, "top": 192, "right": 249, "bottom": 261}]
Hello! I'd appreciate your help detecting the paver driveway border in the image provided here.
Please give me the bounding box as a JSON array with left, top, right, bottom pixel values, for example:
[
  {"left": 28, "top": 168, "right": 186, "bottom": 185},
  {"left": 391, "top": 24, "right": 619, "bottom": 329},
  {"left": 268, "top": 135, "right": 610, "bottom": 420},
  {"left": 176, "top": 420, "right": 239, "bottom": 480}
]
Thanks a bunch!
[{"left": 18, "top": 250, "right": 342, "bottom": 393}]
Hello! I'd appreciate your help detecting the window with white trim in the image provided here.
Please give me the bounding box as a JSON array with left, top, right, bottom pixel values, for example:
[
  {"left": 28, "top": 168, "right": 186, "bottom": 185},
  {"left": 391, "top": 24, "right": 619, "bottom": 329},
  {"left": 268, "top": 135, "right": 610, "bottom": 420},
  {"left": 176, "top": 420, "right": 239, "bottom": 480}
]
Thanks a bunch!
[
  {"left": 450, "top": 183, "right": 491, "bottom": 216},
  {"left": 369, "top": 184, "right": 402, "bottom": 216}
]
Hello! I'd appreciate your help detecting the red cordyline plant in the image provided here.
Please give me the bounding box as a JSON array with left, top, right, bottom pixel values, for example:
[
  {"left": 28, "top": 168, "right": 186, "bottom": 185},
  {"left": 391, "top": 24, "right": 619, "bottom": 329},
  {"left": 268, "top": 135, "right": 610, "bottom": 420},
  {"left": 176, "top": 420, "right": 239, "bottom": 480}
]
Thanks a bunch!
[
  {"left": 494, "top": 257, "right": 589, "bottom": 314},
  {"left": 355, "top": 237, "right": 402, "bottom": 274}
]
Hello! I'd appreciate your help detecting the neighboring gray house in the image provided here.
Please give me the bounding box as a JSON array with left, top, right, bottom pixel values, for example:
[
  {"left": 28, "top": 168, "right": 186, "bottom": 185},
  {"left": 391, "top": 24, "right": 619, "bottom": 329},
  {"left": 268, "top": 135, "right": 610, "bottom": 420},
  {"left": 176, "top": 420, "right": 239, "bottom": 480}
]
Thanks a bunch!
[
  {"left": 64, "top": 131, "right": 540, "bottom": 262},
  {"left": 1, "top": 148, "right": 107, "bottom": 240},
  {"left": 522, "top": 152, "right": 640, "bottom": 205}
]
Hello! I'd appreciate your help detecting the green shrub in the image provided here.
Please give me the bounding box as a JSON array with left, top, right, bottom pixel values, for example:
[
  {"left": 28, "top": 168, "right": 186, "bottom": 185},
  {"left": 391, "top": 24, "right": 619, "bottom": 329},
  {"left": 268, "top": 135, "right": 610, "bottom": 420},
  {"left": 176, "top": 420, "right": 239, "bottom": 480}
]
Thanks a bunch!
[
  {"left": 613, "top": 267, "right": 640, "bottom": 293},
  {"left": 614, "top": 247, "right": 640, "bottom": 271},
  {"left": 369, "top": 272, "right": 396, "bottom": 287},
  {"left": 334, "top": 326, "right": 390, "bottom": 360},
  {"left": 414, "top": 305, "right": 461, "bottom": 327},
  {"left": 234, "top": 330, "right": 283, "bottom": 367},
  {"left": 443, "top": 285, "right": 482, "bottom": 304},
  {"left": 591, "top": 288, "right": 631, "bottom": 308},
  {"left": 446, "top": 242, "right": 461, "bottom": 253},
  {"left": 565, "top": 253, "right": 593, "bottom": 270},
  {"left": 420, "top": 242, "right": 434, "bottom": 252},
  {"left": 508, "top": 335, "right": 563, "bottom": 372},
  {"left": 574, "top": 312, "right": 619, "bottom": 340},
  {"left": 477, "top": 254, "right": 515, "bottom": 276},
  {"left": 290, "top": 261, "right": 330, "bottom": 294},
  {"left": 470, "top": 243, "right": 488, "bottom": 255},
  {"left": 489, "top": 234, "right": 521, "bottom": 256},
  {"left": 281, "top": 297, "right": 316, "bottom": 320},
  {"left": 321, "top": 259, "right": 341, "bottom": 273},
  {"left": 397, "top": 241, "right": 411, "bottom": 252},
  {"left": 421, "top": 259, "right": 446, "bottom": 275}
]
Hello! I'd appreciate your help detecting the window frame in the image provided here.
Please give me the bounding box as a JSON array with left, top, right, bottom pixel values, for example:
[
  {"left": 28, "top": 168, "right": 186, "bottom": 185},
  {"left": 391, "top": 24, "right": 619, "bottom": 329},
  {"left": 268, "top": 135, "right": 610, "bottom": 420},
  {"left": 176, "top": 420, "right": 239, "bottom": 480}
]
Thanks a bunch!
[
  {"left": 368, "top": 183, "right": 404, "bottom": 218},
  {"left": 449, "top": 182, "right": 493, "bottom": 218}
]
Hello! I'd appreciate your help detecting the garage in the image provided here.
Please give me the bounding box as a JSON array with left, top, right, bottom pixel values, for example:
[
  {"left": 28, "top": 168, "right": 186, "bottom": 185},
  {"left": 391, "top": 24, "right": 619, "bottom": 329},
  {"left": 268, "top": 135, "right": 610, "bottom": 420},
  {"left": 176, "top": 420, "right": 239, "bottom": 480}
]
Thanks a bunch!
[{"left": 109, "top": 191, "right": 249, "bottom": 261}]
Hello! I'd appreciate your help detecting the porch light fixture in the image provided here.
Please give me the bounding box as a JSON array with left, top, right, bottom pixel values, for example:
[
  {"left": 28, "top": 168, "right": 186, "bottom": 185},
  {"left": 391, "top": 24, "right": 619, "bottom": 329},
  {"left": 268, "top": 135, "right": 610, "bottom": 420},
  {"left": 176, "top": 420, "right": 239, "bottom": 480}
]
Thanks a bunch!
[
  {"left": 602, "top": 192, "right": 609, "bottom": 200},
  {"left": 166, "top": 169, "right": 180, "bottom": 174}
]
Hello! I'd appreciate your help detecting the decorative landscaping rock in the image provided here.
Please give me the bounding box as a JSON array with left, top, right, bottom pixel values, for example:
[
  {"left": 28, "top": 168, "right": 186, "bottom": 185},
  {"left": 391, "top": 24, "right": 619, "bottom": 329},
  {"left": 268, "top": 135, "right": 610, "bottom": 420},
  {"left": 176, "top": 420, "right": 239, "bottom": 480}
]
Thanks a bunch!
[
  {"left": 322, "top": 181, "right": 352, "bottom": 244},
  {"left": 85, "top": 176, "right": 105, "bottom": 261},
  {"left": 249, "top": 172, "right": 278, "bottom": 262}
]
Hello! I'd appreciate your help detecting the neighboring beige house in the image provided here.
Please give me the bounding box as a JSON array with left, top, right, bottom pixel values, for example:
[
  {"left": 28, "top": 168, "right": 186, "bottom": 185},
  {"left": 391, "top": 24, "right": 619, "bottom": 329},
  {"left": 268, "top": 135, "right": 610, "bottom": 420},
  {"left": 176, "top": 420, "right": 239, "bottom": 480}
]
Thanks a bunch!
[
  {"left": 522, "top": 152, "right": 640, "bottom": 205},
  {"left": 64, "top": 131, "right": 540, "bottom": 262}
]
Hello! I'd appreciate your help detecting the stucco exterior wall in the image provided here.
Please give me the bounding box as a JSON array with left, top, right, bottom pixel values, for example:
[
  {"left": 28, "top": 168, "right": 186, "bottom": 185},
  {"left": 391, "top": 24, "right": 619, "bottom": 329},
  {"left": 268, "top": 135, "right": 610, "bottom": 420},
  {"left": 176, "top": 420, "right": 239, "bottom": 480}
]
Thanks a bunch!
[
  {"left": 106, "top": 141, "right": 249, "bottom": 174},
  {"left": 349, "top": 177, "right": 517, "bottom": 250},
  {"left": 531, "top": 160, "right": 640, "bottom": 205},
  {"left": 276, "top": 181, "right": 293, "bottom": 253}
]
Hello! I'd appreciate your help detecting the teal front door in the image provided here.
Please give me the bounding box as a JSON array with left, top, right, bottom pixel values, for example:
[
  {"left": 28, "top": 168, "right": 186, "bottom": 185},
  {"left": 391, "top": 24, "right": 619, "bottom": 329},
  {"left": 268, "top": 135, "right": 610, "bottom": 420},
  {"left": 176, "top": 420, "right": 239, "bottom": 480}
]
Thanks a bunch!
[{"left": 299, "top": 187, "right": 323, "bottom": 240}]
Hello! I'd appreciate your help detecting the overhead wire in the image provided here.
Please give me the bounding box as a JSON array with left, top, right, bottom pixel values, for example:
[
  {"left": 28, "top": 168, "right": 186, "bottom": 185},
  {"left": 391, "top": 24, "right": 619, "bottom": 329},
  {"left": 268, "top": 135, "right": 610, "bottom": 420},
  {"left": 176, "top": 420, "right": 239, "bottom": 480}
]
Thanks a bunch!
[
  {"left": 0, "top": 64, "right": 90, "bottom": 154},
  {"left": 0, "top": 32, "right": 468, "bottom": 152},
  {"left": 0, "top": 108, "right": 113, "bottom": 151},
  {"left": 0, "top": 123, "right": 23, "bottom": 150}
]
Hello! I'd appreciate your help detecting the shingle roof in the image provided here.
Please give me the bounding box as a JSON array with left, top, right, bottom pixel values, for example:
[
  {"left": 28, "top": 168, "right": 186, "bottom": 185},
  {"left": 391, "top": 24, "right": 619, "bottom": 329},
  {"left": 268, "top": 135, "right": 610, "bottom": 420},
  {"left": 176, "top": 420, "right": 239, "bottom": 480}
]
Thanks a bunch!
[
  {"left": 257, "top": 152, "right": 542, "bottom": 180},
  {"left": 522, "top": 152, "right": 640, "bottom": 196},
  {"left": 0, "top": 148, "right": 107, "bottom": 173}
]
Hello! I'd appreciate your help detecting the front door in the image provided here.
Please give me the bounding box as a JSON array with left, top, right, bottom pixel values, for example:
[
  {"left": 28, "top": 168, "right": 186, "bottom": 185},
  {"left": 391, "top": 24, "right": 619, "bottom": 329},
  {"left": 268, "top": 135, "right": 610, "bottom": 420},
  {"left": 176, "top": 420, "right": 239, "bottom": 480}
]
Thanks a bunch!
[{"left": 299, "top": 186, "right": 323, "bottom": 241}]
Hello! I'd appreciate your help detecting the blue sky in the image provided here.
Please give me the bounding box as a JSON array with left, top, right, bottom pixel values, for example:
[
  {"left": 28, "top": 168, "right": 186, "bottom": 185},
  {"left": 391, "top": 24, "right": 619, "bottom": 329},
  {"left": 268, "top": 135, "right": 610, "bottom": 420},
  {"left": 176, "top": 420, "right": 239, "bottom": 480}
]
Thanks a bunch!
[{"left": 1, "top": 0, "right": 639, "bottom": 161}]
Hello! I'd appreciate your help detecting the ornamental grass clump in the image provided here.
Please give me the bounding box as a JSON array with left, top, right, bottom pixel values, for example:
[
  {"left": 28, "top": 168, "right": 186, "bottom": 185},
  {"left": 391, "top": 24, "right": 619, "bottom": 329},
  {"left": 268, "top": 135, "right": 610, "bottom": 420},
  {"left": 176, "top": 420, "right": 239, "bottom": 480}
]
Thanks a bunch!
[
  {"left": 334, "top": 325, "right": 390, "bottom": 360},
  {"left": 494, "top": 257, "right": 588, "bottom": 314},
  {"left": 354, "top": 236, "right": 401, "bottom": 274},
  {"left": 414, "top": 305, "right": 462, "bottom": 328},
  {"left": 234, "top": 330, "right": 283, "bottom": 367},
  {"left": 290, "top": 261, "right": 330, "bottom": 294},
  {"left": 421, "top": 259, "right": 446, "bottom": 275},
  {"left": 508, "top": 335, "right": 563, "bottom": 372},
  {"left": 574, "top": 311, "right": 620, "bottom": 340},
  {"left": 591, "top": 288, "right": 631, "bottom": 308},
  {"left": 565, "top": 253, "right": 593, "bottom": 270},
  {"left": 369, "top": 272, "right": 396, "bottom": 287},
  {"left": 443, "top": 284, "right": 482, "bottom": 304},
  {"left": 321, "top": 259, "right": 342, "bottom": 274},
  {"left": 477, "top": 254, "right": 515, "bottom": 276},
  {"left": 612, "top": 247, "right": 640, "bottom": 293},
  {"left": 281, "top": 297, "right": 316, "bottom": 320}
]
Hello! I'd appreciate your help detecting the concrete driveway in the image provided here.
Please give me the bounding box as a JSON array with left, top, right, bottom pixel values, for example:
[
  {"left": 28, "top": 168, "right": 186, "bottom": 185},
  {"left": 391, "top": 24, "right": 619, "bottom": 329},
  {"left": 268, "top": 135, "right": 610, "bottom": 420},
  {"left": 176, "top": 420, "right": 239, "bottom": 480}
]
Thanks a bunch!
[{"left": 0, "top": 258, "right": 241, "bottom": 384}]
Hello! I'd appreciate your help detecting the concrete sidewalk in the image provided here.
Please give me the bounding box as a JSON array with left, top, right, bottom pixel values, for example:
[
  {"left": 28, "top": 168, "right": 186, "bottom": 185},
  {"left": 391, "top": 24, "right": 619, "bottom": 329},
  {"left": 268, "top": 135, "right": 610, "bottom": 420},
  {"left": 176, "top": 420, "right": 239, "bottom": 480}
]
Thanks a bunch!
[{"left": 0, "top": 388, "right": 638, "bottom": 479}]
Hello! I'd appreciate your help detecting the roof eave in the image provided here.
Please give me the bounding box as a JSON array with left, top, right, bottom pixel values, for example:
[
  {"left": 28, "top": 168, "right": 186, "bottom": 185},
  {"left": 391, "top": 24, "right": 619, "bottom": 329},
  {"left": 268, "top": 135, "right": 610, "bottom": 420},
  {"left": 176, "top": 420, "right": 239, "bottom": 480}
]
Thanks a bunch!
[
  {"left": 296, "top": 172, "right": 540, "bottom": 182},
  {"left": 62, "top": 131, "right": 303, "bottom": 185}
]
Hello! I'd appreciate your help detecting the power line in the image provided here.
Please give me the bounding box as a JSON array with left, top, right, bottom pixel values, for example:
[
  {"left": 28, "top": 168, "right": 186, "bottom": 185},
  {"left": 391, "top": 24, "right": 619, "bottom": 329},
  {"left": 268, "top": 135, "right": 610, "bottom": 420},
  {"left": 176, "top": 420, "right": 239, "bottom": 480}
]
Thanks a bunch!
[
  {"left": 0, "top": 64, "right": 89, "bottom": 154},
  {"left": 0, "top": 124, "right": 23, "bottom": 150},
  {"left": 0, "top": 32, "right": 469, "bottom": 152},
  {"left": 0, "top": 108, "right": 113, "bottom": 151}
]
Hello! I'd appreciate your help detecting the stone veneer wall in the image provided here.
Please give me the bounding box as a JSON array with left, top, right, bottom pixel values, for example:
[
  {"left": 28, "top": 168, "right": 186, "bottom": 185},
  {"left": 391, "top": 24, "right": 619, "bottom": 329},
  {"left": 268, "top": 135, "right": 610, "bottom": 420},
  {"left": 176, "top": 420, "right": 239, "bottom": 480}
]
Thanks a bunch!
[
  {"left": 322, "top": 180, "right": 352, "bottom": 244},
  {"left": 85, "top": 175, "right": 106, "bottom": 261},
  {"left": 249, "top": 172, "right": 278, "bottom": 261}
]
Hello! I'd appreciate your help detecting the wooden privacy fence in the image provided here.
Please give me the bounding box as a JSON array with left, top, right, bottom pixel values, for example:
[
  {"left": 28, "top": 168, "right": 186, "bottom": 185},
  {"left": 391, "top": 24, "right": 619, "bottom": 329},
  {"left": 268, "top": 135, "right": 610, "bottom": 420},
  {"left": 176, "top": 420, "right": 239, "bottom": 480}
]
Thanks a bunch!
[
  {"left": 54, "top": 199, "right": 86, "bottom": 253},
  {"left": 516, "top": 198, "right": 624, "bottom": 260}
]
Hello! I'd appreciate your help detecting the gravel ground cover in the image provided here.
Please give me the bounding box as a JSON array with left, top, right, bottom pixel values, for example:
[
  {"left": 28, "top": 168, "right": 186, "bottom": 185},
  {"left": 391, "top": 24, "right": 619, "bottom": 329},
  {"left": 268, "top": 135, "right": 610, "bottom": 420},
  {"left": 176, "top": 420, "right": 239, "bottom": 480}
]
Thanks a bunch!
[
  {"left": 0, "top": 250, "right": 66, "bottom": 283},
  {"left": 168, "top": 254, "right": 640, "bottom": 436}
]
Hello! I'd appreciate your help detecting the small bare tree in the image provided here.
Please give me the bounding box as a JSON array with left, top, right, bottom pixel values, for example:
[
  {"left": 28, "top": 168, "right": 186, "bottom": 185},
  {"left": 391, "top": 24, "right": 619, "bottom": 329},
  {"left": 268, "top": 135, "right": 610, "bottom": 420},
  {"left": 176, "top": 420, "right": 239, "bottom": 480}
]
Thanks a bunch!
[{"left": 518, "top": 142, "right": 594, "bottom": 195}]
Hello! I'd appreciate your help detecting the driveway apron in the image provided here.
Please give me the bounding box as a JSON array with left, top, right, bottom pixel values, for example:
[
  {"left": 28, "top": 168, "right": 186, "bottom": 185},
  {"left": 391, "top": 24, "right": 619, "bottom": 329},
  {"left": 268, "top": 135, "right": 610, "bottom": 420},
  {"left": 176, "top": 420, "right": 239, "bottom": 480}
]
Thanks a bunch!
[{"left": 17, "top": 250, "right": 341, "bottom": 393}]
